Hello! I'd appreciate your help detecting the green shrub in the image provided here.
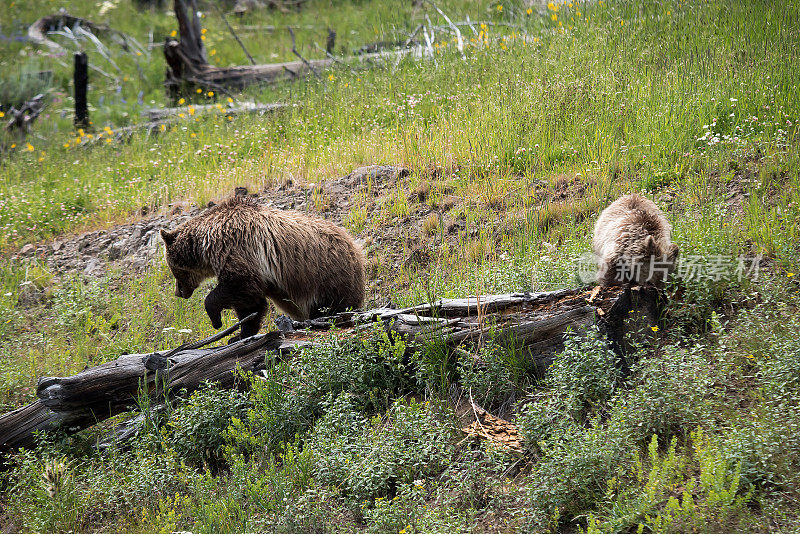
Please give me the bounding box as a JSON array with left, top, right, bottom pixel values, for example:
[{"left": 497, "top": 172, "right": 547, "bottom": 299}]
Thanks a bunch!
[
  {"left": 524, "top": 426, "right": 629, "bottom": 530},
  {"left": 309, "top": 395, "right": 455, "bottom": 503},
  {"left": 518, "top": 327, "right": 621, "bottom": 451},
  {"left": 609, "top": 345, "right": 716, "bottom": 445},
  {"left": 457, "top": 342, "right": 516, "bottom": 409},
  {"left": 547, "top": 327, "right": 621, "bottom": 421},
  {"left": 224, "top": 366, "right": 315, "bottom": 459},
  {"left": 586, "top": 430, "right": 754, "bottom": 534},
  {"left": 294, "top": 325, "right": 415, "bottom": 412},
  {"left": 168, "top": 384, "right": 250, "bottom": 467}
]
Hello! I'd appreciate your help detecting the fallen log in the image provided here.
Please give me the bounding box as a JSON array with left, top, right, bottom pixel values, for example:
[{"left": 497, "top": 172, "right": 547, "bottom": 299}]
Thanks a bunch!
[
  {"left": 0, "top": 285, "right": 659, "bottom": 455},
  {"left": 4, "top": 93, "right": 46, "bottom": 134},
  {"left": 28, "top": 9, "right": 145, "bottom": 56},
  {"left": 28, "top": 10, "right": 109, "bottom": 52},
  {"left": 165, "top": 0, "right": 417, "bottom": 96},
  {"left": 143, "top": 101, "right": 286, "bottom": 121}
]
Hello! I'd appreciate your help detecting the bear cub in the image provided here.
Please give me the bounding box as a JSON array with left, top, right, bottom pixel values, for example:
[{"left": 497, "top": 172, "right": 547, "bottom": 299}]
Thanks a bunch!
[
  {"left": 161, "top": 195, "right": 365, "bottom": 339},
  {"left": 592, "top": 194, "right": 679, "bottom": 286}
]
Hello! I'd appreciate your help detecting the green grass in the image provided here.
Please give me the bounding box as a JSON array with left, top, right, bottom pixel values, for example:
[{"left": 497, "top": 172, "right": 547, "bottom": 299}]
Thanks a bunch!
[{"left": 0, "top": 0, "right": 799, "bottom": 532}]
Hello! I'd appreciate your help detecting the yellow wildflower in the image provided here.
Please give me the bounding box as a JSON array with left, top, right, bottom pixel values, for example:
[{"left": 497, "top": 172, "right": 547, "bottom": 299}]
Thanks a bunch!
[
  {"left": 650, "top": 326, "right": 659, "bottom": 332},
  {"left": 26, "top": 143, "right": 34, "bottom": 152},
  {"left": 328, "top": 74, "right": 335, "bottom": 81},
  {"left": 227, "top": 97, "right": 233, "bottom": 103},
  {"left": 0, "top": 111, "right": 4, "bottom": 118},
  {"left": 496, "top": 4, "right": 502, "bottom": 12},
  {"left": 201, "top": 28, "right": 207, "bottom": 34},
  {"left": 526, "top": 8, "right": 532, "bottom": 15},
  {"left": 788, "top": 272, "right": 795, "bottom": 277},
  {"left": 170, "top": 30, "right": 177, "bottom": 37},
  {"left": 188, "top": 107, "right": 196, "bottom": 115},
  {"left": 207, "top": 91, "right": 214, "bottom": 97},
  {"left": 551, "top": 13, "right": 557, "bottom": 21},
  {"left": 178, "top": 98, "right": 185, "bottom": 105},
  {"left": 196, "top": 88, "right": 203, "bottom": 94},
  {"left": 209, "top": 49, "right": 217, "bottom": 56}
]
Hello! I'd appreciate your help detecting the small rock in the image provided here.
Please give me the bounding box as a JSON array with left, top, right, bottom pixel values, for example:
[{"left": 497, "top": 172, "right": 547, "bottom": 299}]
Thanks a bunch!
[
  {"left": 52, "top": 241, "right": 64, "bottom": 252},
  {"left": 20, "top": 244, "right": 35, "bottom": 256},
  {"left": 274, "top": 315, "right": 295, "bottom": 332},
  {"left": 107, "top": 240, "right": 127, "bottom": 261},
  {"left": 83, "top": 258, "right": 104, "bottom": 277},
  {"left": 17, "top": 281, "right": 46, "bottom": 308}
]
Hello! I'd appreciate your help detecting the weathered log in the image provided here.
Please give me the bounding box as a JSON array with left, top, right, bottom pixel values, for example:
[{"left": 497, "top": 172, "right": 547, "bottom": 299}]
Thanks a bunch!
[
  {"left": 143, "top": 101, "right": 286, "bottom": 121},
  {"left": 165, "top": 0, "right": 416, "bottom": 96},
  {"left": 0, "top": 285, "right": 659, "bottom": 455},
  {"left": 0, "top": 332, "right": 301, "bottom": 453},
  {"left": 28, "top": 10, "right": 109, "bottom": 52},
  {"left": 4, "top": 94, "right": 46, "bottom": 134}
]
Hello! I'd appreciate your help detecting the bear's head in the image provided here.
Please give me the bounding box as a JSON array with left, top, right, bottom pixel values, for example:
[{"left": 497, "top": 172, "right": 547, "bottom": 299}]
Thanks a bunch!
[
  {"left": 161, "top": 228, "right": 207, "bottom": 299},
  {"left": 639, "top": 236, "right": 680, "bottom": 284}
]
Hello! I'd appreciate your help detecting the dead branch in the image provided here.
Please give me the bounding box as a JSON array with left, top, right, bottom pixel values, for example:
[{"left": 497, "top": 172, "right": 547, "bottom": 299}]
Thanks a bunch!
[
  {"left": 211, "top": 1, "right": 257, "bottom": 65},
  {"left": 287, "top": 27, "right": 322, "bottom": 81},
  {"left": 4, "top": 94, "right": 47, "bottom": 134},
  {"left": 424, "top": 0, "right": 465, "bottom": 59}
]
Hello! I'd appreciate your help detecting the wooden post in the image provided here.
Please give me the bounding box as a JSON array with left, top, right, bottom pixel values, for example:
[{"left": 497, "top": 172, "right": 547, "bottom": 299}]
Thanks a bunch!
[{"left": 74, "top": 52, "right": 89, "bottom": 129}]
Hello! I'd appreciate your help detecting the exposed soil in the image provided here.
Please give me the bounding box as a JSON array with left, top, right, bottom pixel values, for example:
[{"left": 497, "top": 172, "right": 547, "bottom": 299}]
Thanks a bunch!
[{"left": 10, "top": 165, "right": 425, "bottom": 289}]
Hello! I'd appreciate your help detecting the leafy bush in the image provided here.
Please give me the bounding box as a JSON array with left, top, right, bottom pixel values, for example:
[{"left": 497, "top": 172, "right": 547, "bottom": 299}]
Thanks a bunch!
[
  {"left": 168, "top": 384, "right": 250, "bottom": 467},
  {"left": 524, "top": 426, "right": 629, "bottom": 529},
  {"left": 722, "top": 404, "right": 800, "bottom": 494},
  {"left": 609, "top": 345, "right": 716, "bottom": 445},
  {"left": 225, "top": 366, "right": 315, "bottom": 459},
  {"left": 547, "top": 327, "right": 622, "bottom": 421},
  {"left": 721, "top": 320, "right": 800, "bottom": 492},
  {"left": 457, "top": 341, "right": 515, "bottom": 409},
  {"left": 518, "top": 327, "right": 621, "bottom": 451},
  {"left": 293, "top": 325, "right": 415, "bottom": 412},
  {"left": 309, "top": 395, "right": 455, "bottom": 503},
  {"left": 586, "top": 430, "right": 754, "bottom": 534}
]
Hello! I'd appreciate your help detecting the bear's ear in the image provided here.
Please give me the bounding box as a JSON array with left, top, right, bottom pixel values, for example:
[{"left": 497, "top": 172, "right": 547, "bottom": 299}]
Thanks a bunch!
[
  {"left": 160, "top": 228, "right": 177, "bottom": 245},
  {"left": 669, "top": 243, "right": 680, "bottom": 262},
  {"left": 644, "top": 235, "right": 657, "bottom": 254}
]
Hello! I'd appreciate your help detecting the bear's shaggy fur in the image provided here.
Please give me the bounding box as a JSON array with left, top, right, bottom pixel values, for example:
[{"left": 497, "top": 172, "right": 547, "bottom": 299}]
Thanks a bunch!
[
  {"left": 161, "top": 196, "right": 365, "bottom": 338},
  {"left": 592, "top": 194, "right": 679, "bottom": 286}
]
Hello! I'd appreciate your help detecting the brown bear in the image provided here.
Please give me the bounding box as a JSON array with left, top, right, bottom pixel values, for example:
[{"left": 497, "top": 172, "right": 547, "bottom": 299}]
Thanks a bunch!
[
  {"left": 592, "top": 194, "right": 679, "bottom": 286},
  {"left": 161, "top": 195, "right": 365, "bottom": 339}
]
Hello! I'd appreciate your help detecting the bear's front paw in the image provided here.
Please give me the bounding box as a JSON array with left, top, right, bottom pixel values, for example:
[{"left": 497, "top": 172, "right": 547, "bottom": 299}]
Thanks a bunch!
[{"left": 208, "top": 314, "right": 223, "bottom": 329}]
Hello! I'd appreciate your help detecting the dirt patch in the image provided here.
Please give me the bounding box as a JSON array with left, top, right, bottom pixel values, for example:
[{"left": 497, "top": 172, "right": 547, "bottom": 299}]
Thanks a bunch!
[{"left": 10, "top": 165, "right": 415, "bottom": 283}]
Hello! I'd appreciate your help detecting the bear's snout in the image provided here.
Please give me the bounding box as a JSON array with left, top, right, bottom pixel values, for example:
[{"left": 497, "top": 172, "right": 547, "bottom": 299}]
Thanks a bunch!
[{"left": 176, "top": 283, "right": 195, "bottom": 299}]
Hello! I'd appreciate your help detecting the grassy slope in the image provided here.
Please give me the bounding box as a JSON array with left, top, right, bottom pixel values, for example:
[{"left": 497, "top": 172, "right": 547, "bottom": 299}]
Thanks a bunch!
[{"left": 1, "top": 0, "right": 799, "bottom": 532}]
